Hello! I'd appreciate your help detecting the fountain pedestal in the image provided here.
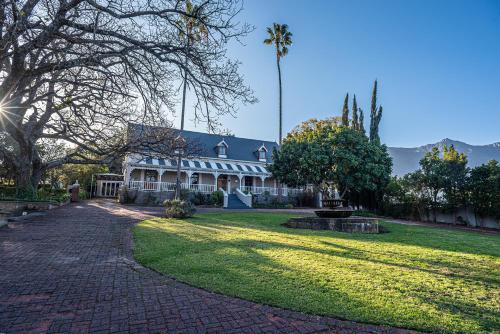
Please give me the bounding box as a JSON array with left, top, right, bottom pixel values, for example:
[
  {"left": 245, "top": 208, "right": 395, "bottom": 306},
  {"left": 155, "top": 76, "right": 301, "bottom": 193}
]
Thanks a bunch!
[{"left": 284, "top": 198, "right": 380, "bottom": 233}]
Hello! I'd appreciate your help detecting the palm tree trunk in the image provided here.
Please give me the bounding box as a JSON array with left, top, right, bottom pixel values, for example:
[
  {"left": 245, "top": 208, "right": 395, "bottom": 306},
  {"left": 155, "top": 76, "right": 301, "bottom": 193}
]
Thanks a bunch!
[
  {"left": 175, "top": 50, "right": 189, "bottom": 199},
  {"left": 276, "top": 56, "right": 284, "bottom": 201},
  {"left": 277, "top": 57, "right": 282, "bottom": 145}
]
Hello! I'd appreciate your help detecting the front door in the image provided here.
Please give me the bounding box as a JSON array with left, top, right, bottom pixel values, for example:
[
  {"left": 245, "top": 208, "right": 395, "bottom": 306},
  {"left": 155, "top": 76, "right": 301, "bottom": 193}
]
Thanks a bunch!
[{"left": 217, "top": 175, "right": 228, "bottom": 192}]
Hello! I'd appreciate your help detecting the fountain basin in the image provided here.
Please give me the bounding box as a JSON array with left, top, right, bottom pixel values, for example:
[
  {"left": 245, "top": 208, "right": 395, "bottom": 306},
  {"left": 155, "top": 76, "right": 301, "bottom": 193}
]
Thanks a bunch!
[
  {"left": 315, "top": 208, "right": 353, "bottom": 218},
  {"left": 284, "top": 216, "right": 380, "bottom": 233}
]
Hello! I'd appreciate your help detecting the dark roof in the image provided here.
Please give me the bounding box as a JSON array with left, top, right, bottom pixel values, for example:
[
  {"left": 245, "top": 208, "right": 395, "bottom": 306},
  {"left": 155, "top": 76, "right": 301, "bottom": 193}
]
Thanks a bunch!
[{"left": 128, "top": 123, "right": 279, "bottom": 163}]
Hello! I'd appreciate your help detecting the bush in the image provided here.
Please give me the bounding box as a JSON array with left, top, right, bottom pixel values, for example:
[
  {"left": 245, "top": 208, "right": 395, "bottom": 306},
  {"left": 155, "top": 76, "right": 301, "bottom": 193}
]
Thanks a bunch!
[
  {"left": 164, "top": 199, "right": 196, "bottom": 218},
  {"left": 210, "top": 191, "right": 224, "bottom": 206}
]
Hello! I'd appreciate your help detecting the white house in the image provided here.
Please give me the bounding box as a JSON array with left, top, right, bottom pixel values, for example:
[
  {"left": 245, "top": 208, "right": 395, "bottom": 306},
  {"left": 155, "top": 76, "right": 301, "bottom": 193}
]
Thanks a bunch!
[{"left": 122, "top": 124, "right": 302, "bottom": 206}]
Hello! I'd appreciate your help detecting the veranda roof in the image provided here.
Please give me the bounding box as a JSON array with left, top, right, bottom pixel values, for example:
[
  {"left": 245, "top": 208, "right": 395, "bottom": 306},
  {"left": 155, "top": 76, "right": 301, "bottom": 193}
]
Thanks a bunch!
[{"left": 130, "top": 157, "right": 271, "bottom": 176}]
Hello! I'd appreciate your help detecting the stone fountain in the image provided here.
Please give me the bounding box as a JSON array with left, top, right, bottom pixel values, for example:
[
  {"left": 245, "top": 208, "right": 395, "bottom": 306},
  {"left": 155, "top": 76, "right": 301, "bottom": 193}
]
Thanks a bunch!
[{"left": 284, "top": 197, "right": 380, "bottom": 233}]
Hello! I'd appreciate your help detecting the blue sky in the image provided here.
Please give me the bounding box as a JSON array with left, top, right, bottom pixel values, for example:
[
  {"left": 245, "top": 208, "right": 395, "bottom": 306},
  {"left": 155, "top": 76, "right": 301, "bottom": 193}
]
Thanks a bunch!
[{"left": 182, "top": 0, "right": 500, "bottom": 147}]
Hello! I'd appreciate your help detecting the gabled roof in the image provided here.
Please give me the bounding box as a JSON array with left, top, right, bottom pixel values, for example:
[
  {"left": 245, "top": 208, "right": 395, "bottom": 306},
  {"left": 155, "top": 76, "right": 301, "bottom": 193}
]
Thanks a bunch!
[{"left": 128, "top": 123, "right": 279, "bottom": 163}]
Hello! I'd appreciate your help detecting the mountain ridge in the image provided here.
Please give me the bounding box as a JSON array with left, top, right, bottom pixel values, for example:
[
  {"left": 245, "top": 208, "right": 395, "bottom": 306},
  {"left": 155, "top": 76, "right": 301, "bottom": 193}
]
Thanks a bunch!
[{"left": 387, "top": 138, "right": 500, "bottom": 176}]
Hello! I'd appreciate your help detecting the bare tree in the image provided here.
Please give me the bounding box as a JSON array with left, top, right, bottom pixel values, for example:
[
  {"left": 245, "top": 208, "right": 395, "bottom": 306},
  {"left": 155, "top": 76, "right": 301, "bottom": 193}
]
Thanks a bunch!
[{"left": 0, "top": 0, "right": 255, "bottom": 197}]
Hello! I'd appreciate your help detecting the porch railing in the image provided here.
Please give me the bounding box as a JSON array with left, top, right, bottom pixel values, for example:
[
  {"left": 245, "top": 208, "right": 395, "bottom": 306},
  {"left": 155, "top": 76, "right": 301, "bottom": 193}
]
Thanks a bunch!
[
  {"left": 241, "top": 186, "right": 304, "bottom": 196},
  {"left": 128, "top": 180, "right": 303, "bottom": 196},
  {"left": 128, "top": 181, "right": 216, "bottom": 193}
]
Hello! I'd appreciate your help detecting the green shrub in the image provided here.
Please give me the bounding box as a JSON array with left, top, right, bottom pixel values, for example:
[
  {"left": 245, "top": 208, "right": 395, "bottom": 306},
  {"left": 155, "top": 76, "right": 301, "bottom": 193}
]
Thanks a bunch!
[
  {"left": 163, "top": 199, "right": 196, "bottom": 218},
  {"left": 79, "top": 189, "right": 89, "bottom": 200},
  {"left": 210, "top": 191, "right": 224, "bottom": 206},
  {"left": 0, "top": 186, "right": 17, "bottom": 199}
]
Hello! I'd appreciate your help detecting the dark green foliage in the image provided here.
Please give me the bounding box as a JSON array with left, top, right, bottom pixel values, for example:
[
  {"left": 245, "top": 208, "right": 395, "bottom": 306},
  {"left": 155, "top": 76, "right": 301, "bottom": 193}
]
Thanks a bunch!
[
  {"left": 341, "top": 93, "right": 349, "bottom": 126},
  {"left": 270, "top": 118, "right": 392, "bottom": 203},
  {"left": 468, "top": 160, "right": 500, "bottom": 219},
  {"left": 382, "top": 146, "right": 499, "bottom": 223},
  {"left": 190, "top": 191, "right": 224, "bottom": 206},
  {"left": 359, "top": 108, "right": 365, "bottom": 134},
  {"left": 442, "top": 145, "right": 469, "bottom": 212},
  {"left": 210, "top": 191, "right": 224, "bottom": 206},
  {"left": 163, "top": 199, "right": 196, "bottom": 218},
  {"left": 351, "top": 94, "right": 359, "bottom": 130},
  {"left": 369, "top": 80, "right": 383, "bottom": 143}
]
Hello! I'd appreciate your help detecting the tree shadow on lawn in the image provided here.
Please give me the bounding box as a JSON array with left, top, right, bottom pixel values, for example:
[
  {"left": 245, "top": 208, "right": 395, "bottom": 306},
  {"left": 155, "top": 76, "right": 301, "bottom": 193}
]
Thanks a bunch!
[
  {"left": 192, "top": 212, "right": 500, "bottom": 258},
  {"left": 135, "top": 223, "right": 496, "bottom": 333},
  {"left": 145, "top": 214, "right": 500, "bottom": 286}
]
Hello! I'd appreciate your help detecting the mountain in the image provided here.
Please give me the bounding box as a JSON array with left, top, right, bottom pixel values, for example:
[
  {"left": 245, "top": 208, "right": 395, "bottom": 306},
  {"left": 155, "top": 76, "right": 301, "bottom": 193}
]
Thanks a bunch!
[{"left": 387, "top": 139, "right": 500, "bottom": 176}]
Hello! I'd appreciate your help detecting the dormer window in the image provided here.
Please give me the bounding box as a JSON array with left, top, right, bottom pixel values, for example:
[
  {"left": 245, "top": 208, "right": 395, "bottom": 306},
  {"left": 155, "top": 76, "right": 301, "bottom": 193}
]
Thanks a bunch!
[
  {"left": 257, "top": 144, "right": 268, "bottom": 162},
  {"left": 216, "top": 140, "right": 228, "bottom": 158},
  {"left": 218, "top": 145, "right": 226, "bottom": 156}
]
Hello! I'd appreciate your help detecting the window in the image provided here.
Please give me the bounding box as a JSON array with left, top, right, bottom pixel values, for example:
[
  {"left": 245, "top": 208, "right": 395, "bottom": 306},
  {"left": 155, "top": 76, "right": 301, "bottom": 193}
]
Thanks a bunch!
[
  {"left": 216, "top": 140, "right": 228, "bottom": 158},
  {"left": 145, "top": 170, "right": 157, "bottom": 182},
  {"left": 259, "top": 150, "right": 266, "bottom": 161},
  {"left": 191, "top": 173, "right": 199, "bottom": 185},
  {"left": 218, "top": 145, "right": 226, "bottom": 157}
]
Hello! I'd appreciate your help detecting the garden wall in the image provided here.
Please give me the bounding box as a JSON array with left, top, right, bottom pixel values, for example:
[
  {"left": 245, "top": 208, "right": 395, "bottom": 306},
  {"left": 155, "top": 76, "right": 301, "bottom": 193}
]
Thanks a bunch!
[
  {"left": 431, "top": 207, "right": 499, "bottom": 229},
  {"left": 382, "top": 204, "right": 499, "bottom": 229},
  {"left": 0, "top": 200, "right": 67, "bottom": 215}
]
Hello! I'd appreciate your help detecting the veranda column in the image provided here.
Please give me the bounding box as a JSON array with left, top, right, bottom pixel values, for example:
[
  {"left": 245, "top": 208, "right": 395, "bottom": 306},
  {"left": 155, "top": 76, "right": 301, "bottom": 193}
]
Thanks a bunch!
[
  {"left": 157, "top": 169, "right": 163, "bottom": 192},
  {"left": 238, "top": 174, "right": 243, "bottom": 190},
  {"left": 140, "top": 169, "right": 145, "bottom": 190},
  {"left": 213, "top": 172, "right": 219, "bottom": 191},
  {"left": 186, "top": 171, "right": 193, "bottom": 191},
  {"left": 260, "top": 176, "right": 266, "bottom": 194}
]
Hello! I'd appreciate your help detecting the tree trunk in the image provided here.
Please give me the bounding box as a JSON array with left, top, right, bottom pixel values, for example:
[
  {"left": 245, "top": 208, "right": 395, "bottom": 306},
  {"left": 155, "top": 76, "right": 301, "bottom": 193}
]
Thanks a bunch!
[
  {"left": 175, "top": 50, "right": 190, "bottom": 200},
  {"left": 277, "top": 57, "right": 282, "bottom": 145},
  {"left": 15, "top": 158, "right": 37, "bottom": 199}
]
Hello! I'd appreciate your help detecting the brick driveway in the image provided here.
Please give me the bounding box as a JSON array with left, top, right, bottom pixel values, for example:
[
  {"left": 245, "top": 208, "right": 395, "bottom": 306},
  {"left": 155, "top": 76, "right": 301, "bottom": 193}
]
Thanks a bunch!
[{"left": 0, "top": 200, "right": 419, "bottom": 334}]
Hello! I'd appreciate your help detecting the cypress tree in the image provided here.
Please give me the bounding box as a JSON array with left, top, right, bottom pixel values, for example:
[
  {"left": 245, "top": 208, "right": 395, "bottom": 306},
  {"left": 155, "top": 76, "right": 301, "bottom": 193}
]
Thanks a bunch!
[
  {"left": 369, "top": 80, "right": 382, "bottom": 143},
  {"left": 341, "top": 93, "right": 349, "bottom": 126},
  {"left": 359, "top": 108, "right": 365, "bottom": 134},
  {"left": 351, "top": 94, "right": 359, "bottom": 130}
]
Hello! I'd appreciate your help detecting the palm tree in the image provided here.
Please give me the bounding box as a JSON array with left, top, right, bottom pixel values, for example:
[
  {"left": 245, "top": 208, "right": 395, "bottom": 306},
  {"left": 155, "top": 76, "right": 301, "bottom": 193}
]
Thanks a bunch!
[
  {"left": 264, "top": 23, "right": 292, "bottom": 145},
  {"left": 175, "top": 0, "right": 208, "bottom": 199}
]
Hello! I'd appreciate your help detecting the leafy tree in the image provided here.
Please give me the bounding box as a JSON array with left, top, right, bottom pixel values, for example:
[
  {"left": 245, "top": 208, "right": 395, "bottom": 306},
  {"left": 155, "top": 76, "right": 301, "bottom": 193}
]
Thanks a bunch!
[
  {"left": 264, "top": 23, "right": 293, "bottom": 144},
  {"left": 0, "top": 0, "right": 254, "bottom": 198},
  {"left": 341, "top": 93, "right": 349, "bottom": 126},
  {"left": 351, "top": 95, "right": 359, "bottom": 130},
  {"left": 419, "top": 147, "right": 447, "bottom": 222},
  {"left": 442, "top": 145, "right": 469, "bottom": 215},
  {"left": 468, "top": 160, "right": 500, "bottom": 221},
  {"left": 369, "top": 80, "right": 383, "bottom": 143},
  {"left": 270, "top": 118, "right": 392, "bottom": 204}
]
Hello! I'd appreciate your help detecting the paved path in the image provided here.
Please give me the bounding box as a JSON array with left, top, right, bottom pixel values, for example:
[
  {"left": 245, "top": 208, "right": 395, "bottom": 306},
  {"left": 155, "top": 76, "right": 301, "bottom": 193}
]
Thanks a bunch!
[{"left": 0, "top": 200, "right": 419, "bottom": 334}]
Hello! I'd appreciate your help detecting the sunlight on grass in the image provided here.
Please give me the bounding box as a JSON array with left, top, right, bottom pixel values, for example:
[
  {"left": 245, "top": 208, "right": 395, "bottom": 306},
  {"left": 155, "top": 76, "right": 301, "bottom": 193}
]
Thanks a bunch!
[{"left": 133, "top": 213, "right": 500, "bottom": 333}]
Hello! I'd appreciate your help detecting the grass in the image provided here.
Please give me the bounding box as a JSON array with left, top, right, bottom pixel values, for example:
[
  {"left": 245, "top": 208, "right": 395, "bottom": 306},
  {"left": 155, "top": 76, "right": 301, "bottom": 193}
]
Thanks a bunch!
[{"left": 132, "top": 212, "right": 500, "bottom": 333}]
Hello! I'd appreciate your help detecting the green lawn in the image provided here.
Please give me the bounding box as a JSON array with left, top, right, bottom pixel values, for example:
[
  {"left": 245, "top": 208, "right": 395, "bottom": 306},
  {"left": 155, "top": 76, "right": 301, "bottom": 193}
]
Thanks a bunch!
[{"left": 133, "top": 212, "right": 500, "bottom": 333}]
